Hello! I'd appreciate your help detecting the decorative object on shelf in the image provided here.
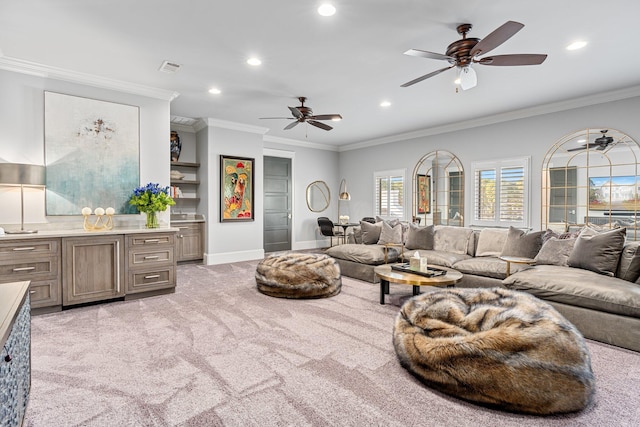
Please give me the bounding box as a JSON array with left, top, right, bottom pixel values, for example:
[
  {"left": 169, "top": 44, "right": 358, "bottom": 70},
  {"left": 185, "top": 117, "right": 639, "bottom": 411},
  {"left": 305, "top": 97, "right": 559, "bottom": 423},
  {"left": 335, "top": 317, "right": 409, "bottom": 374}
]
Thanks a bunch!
[
  {"left": 170, "top": 130, "right": 181, "bottom": 161},
  {"left": 128, "top": 182, "right": 176, "bottom": 228},
  {"left": 221, "top": 155, "right": 255, "bottom": 222},
  {"left": 44, "top": 91, "right": 140, "bottom": 215},
  {"left": 417, "top": 174, "right": 430, "bottom": 214},
  {"left": 82, "top": 206, "right": 115, "bottom": 231},
  {"left": 170, "top": 169, "right": 184, "bottom": 180},
  {"left": 0, "top": 163, "right": 46, "bottom": 234}
]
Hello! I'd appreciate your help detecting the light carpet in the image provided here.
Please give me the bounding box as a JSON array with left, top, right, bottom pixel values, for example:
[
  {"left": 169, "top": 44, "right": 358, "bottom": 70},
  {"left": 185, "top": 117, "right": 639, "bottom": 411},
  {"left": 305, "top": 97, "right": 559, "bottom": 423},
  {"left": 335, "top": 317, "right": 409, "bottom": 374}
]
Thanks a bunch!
[{"left": 24, "top": 260, "right": 640, "bottom": 426}]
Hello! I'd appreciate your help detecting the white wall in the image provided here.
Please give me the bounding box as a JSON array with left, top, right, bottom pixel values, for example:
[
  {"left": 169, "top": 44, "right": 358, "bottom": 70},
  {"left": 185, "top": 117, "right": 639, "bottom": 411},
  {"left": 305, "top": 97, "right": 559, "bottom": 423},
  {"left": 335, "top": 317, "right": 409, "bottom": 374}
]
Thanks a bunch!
[
  {"left": 338, "top": 95, "right": 640, "bottom": 231},
  {"left": 0, "top": 69, "right": 171, "bottom": 228}
]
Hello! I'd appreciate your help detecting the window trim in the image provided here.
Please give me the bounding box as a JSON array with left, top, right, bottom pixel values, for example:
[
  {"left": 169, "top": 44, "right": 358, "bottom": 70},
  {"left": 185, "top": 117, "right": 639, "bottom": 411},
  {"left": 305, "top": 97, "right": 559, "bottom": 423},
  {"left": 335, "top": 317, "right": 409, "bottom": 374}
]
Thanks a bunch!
[
  {"left": 471, "top": 157, "right": 530, "bottom": 228},
  {"left": 373, "top": 168, "right": 406, "bottom": 221}
]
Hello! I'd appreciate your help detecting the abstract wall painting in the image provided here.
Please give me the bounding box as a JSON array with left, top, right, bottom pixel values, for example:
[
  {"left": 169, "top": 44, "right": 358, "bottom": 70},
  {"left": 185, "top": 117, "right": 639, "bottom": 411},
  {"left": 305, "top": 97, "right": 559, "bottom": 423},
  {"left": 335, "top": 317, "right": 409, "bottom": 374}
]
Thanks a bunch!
[
  {"left": 221, "top": 155, "right": 254, "bottom": 222},
  {"left": 417, "top": 174, "right": 431, "bottom": 214},
  {"left": 44, "top": 92, "right": 140, "bottom": 215}
]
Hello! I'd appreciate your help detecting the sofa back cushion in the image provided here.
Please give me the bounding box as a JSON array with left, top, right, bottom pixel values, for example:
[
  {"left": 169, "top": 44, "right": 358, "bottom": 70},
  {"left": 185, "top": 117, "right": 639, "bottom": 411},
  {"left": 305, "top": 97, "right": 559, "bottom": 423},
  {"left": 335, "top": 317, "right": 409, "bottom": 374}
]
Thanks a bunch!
[
  {"left": 500, "top": 227, "right": 544, "bottom": 259},
  {"left": 567, "top": 226, "right": 626, "bottom": 276},
  {"left": 433, "top": 226, "right": 474, "bottom": 255},
  {"left": 475, "top": 228, "right": 510, "bottom": 257},
  {"left": 616, "top": 241, "right": 640, "bottom": 282},
  {"left": 404, "top": 223, "right": 434, "bottom": 250},
  {"left": 377, "top": 221, "right": 403, "bottom": 245},
  {"left": 360, "top": 221, "right": 382, "bottom": 244}
]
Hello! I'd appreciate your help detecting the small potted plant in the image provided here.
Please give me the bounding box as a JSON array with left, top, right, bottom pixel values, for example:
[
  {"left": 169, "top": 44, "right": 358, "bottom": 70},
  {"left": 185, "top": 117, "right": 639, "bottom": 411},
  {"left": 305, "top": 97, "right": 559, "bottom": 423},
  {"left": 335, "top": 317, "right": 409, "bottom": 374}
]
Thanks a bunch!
[{"left": 129, "top": 182, "right": 175, "bottom": 228}]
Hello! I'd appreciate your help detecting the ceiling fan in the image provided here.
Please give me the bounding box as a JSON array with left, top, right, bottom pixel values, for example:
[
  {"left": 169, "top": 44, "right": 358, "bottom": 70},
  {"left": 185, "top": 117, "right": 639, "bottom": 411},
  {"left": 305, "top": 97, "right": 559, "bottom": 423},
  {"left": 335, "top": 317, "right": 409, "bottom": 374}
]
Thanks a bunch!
[
  {"left": 401, "top": 21, "right": 548, "bottom": 90},
  {"left": 567, "top": 130, "right": 615, "bottom": 152},
  {"left": 259, "top": 97, "right": 342, "bottom": 131}
]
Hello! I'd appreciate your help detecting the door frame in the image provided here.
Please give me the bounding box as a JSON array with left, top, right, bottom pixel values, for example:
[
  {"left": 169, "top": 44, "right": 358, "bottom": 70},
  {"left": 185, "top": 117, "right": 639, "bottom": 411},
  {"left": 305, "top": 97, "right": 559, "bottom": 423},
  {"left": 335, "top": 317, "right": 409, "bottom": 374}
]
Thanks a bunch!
[{"left": 264, "top": 148, "right": 295, "bottom": 250}]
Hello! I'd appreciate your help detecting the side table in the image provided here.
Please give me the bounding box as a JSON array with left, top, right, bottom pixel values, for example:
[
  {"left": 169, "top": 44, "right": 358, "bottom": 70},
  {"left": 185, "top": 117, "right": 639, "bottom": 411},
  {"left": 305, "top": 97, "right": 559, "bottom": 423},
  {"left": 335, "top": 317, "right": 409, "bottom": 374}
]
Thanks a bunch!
[{"left": 499, "top": 255, "right": 536, "bottom": 276}]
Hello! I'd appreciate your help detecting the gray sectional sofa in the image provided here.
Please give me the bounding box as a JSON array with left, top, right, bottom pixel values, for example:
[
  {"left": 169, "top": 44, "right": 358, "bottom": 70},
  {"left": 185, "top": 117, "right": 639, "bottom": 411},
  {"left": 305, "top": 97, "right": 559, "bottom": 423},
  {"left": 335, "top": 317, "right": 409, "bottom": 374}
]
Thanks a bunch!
[{"left": 325, "top": 221, "right": 640, "bottom": 352}]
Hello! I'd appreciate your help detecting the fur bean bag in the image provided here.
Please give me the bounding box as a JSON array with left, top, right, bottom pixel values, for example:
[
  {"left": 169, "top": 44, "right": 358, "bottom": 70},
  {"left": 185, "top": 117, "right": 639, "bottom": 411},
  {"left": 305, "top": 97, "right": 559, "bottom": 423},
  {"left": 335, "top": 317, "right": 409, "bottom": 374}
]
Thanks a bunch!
[
  {"left": 393, "top": 288, "right": 595, "bottom": 414},
  {"left": 256, "top": 252, "right": 341, "bottom": 299}
]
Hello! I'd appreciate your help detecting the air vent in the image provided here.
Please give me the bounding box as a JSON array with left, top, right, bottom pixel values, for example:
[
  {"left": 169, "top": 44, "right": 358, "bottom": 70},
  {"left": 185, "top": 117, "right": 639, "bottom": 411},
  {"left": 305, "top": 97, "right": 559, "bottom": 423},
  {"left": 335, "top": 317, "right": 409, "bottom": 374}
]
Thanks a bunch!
[
  {"left": 159, "top": 60, "right": 181, "bottom": 73},
  {"left": 170, "top": 115, "right": 198, "bottom": 126}
]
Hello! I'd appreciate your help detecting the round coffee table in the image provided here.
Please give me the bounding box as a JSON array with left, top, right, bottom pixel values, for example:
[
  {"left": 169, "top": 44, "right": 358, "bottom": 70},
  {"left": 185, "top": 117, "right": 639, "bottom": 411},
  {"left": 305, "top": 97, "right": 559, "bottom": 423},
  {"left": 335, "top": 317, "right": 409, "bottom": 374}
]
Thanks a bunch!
[{"left": 374, "top": 264, "right": 463, "bottom": 304}]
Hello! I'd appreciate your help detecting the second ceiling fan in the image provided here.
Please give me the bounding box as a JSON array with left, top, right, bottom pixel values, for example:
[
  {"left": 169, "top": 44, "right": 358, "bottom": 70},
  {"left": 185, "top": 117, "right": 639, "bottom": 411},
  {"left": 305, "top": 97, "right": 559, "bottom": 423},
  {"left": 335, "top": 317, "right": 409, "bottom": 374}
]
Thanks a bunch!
[
  {"left": 401, "top": 21, "right": 548, "bottom": 90},
  {"left": 260, "top": 97, "right": 342, "bottom": 131}
]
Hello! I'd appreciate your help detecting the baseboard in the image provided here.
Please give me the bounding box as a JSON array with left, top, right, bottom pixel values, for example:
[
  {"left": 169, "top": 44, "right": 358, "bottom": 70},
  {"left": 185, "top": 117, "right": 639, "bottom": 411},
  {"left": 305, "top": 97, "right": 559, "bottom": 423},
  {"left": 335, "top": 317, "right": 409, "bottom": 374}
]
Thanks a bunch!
[
  {"left": 293, "top": 239, "right": 328, "bottom": 250},
  {"left": 204, "top": 249, "right": 265, "bottom": 265}
]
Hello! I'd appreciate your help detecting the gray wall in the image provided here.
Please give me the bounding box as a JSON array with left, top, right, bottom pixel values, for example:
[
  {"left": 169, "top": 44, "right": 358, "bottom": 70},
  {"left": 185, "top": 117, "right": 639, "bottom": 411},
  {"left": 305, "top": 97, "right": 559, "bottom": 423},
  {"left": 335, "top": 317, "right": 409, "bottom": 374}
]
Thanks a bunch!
[{"left": 338, "top": 95, "right": 640, "bottom": 231}]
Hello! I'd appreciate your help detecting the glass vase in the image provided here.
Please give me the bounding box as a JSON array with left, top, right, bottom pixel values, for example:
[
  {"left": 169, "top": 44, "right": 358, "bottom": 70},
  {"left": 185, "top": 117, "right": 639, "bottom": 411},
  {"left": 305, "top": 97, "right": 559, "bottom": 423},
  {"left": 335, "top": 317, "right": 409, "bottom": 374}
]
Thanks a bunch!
[{"left": 145, "top": 211, "right": 159, "bottom": 229}]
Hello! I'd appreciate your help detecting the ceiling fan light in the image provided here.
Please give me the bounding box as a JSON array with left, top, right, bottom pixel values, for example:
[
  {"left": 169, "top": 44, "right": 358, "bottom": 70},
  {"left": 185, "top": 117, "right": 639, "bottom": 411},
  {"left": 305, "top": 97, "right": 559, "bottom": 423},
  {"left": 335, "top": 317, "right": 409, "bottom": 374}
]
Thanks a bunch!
[{"left": 459, "top": 66, "right": 477, "bottom": 90}]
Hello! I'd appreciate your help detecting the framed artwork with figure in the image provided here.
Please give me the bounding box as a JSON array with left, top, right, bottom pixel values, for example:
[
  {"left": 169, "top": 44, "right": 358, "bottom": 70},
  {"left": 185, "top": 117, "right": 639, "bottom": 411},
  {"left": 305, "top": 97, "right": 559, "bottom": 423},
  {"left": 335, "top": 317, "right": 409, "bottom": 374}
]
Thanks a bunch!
[
  {"left": 417, "top": 174, "right": 431, "bottom": 214},
  {"left": 221, "top": 155, "right": 255, "bottom": 222}
]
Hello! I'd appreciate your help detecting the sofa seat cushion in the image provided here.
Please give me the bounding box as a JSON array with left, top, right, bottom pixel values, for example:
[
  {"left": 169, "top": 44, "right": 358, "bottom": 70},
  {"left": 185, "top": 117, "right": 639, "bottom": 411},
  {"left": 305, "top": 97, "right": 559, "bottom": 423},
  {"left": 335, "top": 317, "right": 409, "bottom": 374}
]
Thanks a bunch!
[
  {"left": 453, "top": 257, "right": 532, "bottom": 280},
  {"left": 402, "top": 249, "right": 471, "bottom": 268},
  {"left": 503, "top": 265, "right": 640, "bottom": 318},
  {"left": 326, "top": 243, "right": 398, "bottom": 265}
]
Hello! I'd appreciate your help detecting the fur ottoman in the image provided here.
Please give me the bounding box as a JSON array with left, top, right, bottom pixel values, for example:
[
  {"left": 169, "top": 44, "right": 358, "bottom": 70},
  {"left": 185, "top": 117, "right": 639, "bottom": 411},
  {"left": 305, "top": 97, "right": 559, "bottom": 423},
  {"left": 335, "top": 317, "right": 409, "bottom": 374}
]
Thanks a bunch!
[
  {"left": 256, "top": 252, "right": 341, "bottom": 299},
  {"left": 393, "top": 288, "right": 594, "bottom": 414}
]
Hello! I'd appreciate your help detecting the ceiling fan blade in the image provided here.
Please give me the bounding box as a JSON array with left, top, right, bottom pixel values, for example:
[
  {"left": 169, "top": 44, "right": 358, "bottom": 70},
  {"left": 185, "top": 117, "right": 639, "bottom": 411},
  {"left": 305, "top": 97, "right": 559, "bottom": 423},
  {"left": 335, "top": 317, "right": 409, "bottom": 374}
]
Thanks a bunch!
[
  {"left": 288, "top": 106, "right": 303, "bottom": 119},
  {"left": 401, "top": 65, "right": 454, "bottom": 87},
  {"left": 476, "top": 54, "right": 547, "bottom": 66},
  {"left": 308, "top": 120, "right": 333, "bottom": 131},
  {"left": 567, "top": 144, "right": 598, "bottom": 152},
  {"left": 469, "top": 21, "right": 524, "bottom": 57},
  {"left": 404, "top": 49, "right": 454, "bottom": 62},
  {"left": 284, "top": 121, "right": 300, "bottom": 130},
  {"left": 310, "top": 114, "right": 342, "bottom": 121},
  {"left": 259, "top": 117, "right": 294, "bottom": 120}
]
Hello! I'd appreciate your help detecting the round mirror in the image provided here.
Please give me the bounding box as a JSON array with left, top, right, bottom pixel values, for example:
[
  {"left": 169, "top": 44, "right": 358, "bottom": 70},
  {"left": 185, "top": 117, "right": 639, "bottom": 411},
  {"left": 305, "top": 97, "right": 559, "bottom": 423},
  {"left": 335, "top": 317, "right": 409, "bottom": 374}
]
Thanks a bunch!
[{"left": 306, "top": 181, "right": 331, "bottom": 212}]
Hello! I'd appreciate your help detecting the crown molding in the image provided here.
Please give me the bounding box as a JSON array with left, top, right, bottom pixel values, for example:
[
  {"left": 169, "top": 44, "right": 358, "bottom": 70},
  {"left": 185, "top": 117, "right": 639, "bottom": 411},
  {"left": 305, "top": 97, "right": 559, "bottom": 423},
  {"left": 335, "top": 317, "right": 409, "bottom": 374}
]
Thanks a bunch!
[
  {"left": 263, "top": 134, "right": 339, "bottom": 152},
  {"left": 339, "top": 85, "right": 640, "bottom": 152},
  {"left": 0, "top": 55, "right": 180, "bottom": 101},
  {"left": 202, "top": 118, "right": 269, "bottom": 135}
]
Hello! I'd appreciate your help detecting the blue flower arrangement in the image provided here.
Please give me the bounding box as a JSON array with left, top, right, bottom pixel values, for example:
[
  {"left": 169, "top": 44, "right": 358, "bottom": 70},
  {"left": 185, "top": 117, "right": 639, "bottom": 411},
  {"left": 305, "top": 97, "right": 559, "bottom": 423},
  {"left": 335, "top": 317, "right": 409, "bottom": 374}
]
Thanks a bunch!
[{"left": 129, "top": 182, "right": 175, "bottom": 214}]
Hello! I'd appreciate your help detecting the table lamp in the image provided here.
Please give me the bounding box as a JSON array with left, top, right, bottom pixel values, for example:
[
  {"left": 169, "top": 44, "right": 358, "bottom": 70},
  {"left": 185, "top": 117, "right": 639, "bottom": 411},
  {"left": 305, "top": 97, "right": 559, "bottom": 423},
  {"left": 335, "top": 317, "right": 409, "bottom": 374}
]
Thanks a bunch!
[{"left": 0, "top": 163, "right": 46, "bottom": 234}]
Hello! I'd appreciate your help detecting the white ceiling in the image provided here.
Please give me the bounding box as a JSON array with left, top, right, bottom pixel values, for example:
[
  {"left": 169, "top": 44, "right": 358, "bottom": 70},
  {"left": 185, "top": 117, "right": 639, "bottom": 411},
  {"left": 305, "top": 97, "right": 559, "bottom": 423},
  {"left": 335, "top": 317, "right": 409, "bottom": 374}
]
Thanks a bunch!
[{"left": 2, "top": 0, "right": 640, "bottom": 148}]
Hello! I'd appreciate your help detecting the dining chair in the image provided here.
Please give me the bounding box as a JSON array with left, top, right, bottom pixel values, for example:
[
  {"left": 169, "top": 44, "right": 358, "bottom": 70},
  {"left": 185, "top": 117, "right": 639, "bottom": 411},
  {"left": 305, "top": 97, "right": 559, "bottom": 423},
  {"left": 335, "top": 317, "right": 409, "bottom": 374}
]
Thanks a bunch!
[{"left": 317, "top": 216, "right": 345, "bottom": 246}]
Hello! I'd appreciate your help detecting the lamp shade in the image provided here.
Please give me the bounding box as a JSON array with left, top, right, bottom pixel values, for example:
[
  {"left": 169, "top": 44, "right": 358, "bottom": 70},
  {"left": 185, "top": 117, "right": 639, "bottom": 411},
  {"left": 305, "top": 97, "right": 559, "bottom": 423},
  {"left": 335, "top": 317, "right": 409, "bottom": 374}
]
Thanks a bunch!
[
  {"left": 0, "top": 163, "right": 46, "bottom": 186},
  {"left": 339, "top": 178, "right": 351, "bottom": 200}
]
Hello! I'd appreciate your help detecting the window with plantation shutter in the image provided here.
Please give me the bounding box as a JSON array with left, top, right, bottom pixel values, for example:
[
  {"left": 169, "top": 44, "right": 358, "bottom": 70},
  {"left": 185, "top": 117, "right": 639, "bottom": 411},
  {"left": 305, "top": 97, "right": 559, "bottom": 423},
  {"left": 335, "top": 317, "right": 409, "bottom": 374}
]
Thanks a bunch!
[
  {"left": 374, "top": 169, "right": 405, "bottom": 219},
  {"left": 472, "top": 158, "right": 530, "bottom": 227}
]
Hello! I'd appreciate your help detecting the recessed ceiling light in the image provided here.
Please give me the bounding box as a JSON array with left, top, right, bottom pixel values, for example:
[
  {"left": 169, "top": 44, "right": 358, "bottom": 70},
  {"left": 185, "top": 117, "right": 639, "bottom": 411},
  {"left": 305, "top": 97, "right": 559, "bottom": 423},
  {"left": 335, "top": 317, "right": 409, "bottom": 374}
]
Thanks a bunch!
[
  {"left": 317, "top": 4, "right": 336, "bottom": 17},
  {"left": 208, "top": 87, "right": 221, "bottom": 95},
  {"left": 247, "top": 57, "right": 262, "bottom": 66},
  {"left": 566, "top": 41, "right": 587, "bottom": 51},
  {"left": 380, "top": 101, "right": 391, "bottom": 107}
]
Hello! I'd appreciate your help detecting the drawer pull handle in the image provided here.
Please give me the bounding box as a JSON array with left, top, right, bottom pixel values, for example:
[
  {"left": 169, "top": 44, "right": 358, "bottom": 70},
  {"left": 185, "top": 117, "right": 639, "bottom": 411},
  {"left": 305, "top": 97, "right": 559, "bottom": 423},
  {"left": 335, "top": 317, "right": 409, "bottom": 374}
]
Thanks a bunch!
[
  {"left": 144, "top": 255, "right": 160, "bottom": 260},
  {"left": 29, "top": 290, "right": 36, "bottom": 294},
  {"left": 144, "top": 274, "right": 160, "bottom": 279},
  {"left": 144, "top": 239, "right": 160, "bottom": 243},
  {"left": 178, "top": 227, "right": 190, "bottom": 230},
  {"left": 13, "top": 247, "right": 36, "bottom": 251},
  {"left": 13, "top": 267, "right": 36, "bottom": 272}
]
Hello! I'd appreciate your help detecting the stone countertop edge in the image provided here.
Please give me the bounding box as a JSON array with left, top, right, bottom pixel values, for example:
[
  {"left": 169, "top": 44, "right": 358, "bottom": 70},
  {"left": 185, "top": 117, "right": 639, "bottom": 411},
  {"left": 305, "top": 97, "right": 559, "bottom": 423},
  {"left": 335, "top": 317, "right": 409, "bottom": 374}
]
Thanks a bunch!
[
  {"left": 0, "top": 227, "right": 180, "bottom": 239},
  {"left": 0, "top": 281, "right": 29, "bottom": 349}
]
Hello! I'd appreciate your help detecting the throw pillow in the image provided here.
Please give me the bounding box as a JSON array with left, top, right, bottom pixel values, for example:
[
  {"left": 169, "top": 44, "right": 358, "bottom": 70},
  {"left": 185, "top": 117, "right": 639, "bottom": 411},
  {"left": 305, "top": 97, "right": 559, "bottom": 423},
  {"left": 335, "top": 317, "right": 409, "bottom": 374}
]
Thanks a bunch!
[
  {"left": 542, "top": 228, "right": 581, "bottom": 244},
  {"left": 360, "top": 221, "right": 382, "bottom": 245},
  {"left": 617, "top": 241, "right": 640, "bottom": 283},
  {"left": 433, "top": 226, "right": 474, "bottom": 255},
  {"left": 377, "top": 221, "right": 403, "bottom": 245},
  {"left": 534, "top": 237, "right": 577, "bottom": 266},
  {"left": 567, "top": 226, "right": 626, "bottom": 276},
  {"left": 404, "top": 223, "right": 435, "bottom": 250},
  {"left": 475, "top": 228, "right": 510, "bottom": 257},
  {"left": 376, "top": 215, "right": 401, "bottom": 227},
  {"left": 500, "top": 227, "right": 544, "bottom": 259}
]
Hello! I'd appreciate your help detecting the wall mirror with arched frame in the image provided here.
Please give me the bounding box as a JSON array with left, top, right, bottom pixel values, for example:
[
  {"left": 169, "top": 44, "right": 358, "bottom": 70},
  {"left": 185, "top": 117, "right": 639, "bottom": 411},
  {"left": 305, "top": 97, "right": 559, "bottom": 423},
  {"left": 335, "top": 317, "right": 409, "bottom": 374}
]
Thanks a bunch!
[
  {"left": 542, "top": 128, "right": 640, "bottom": 240},
  {"left": 412, "top": 150, "right": 464, "bottom": 226},
  {"left": 306, "top": 180, "right": 331, "bottom": 212}
]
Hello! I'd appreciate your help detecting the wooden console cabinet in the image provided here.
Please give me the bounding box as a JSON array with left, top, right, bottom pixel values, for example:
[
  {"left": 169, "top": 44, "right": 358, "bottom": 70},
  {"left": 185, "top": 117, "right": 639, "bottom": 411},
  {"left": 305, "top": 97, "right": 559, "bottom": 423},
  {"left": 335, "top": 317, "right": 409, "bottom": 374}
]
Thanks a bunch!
[
  {"left": 175, "top": 221, "right": 204, "bottom": 262},
  {"left": 0, "top": 229, "right": 177, "bottom": 312}
]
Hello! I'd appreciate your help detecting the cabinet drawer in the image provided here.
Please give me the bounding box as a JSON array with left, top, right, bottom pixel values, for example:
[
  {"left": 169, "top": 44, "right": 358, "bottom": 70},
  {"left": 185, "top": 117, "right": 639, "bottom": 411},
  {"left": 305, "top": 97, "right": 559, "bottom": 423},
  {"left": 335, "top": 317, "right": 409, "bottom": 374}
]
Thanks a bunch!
[
  {"left": 29, "top": 279, "right": 62, "bottom": 308},
  {"left": 0, "top": 239, "right": 59, "bottom": 259},
  {"left": 127, "top": 233, "right": 175, "bottom": 248},
  {"left": 0, "top": 257, "right": 59, "bottom": 280},
  {"left": 174, "top": 223, "right": 201, "bottom": 233},
  {"left": 129, "top": 249, "right": 174, "bottom": 267},
  {"left": 127, "top": 267, "right": 175, "bottom": 293}
]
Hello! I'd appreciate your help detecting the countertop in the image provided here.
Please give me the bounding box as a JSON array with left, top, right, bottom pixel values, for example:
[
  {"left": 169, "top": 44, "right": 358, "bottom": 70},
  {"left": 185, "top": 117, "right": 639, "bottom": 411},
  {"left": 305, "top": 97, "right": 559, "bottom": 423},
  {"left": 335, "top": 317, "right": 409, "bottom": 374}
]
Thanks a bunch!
[
  {"left": 170, "top": 214, "right": 206, "bottom": 223},
  {"left": 0, "top": 281, "right": 29, "bottom": 348},
  {"left": 0, "top": 226, "right": 180, "bottom": 240}
]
